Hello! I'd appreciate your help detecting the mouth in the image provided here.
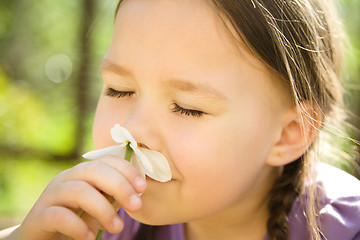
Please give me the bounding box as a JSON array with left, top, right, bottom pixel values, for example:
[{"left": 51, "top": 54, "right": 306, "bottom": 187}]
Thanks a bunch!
[
  {"left": 138, "top": 143, "right": 150, "bottom": 149},
  {"left": 146, "top": 175, "right": 174, "bottom": 183}
]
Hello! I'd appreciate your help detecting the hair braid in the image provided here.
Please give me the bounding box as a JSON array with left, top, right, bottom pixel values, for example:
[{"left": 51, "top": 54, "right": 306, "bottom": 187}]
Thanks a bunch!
[{"left": 267, "top": 159, "right": 304, "bottom": 240}]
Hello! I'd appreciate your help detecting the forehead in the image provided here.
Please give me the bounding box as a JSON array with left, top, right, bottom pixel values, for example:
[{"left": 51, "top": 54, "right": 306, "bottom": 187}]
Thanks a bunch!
[
  {"left": 108, "top": 0, "right": 282, "bottom": 102},
  {"left": 112, "top": 0, "right": 263, "bottom": 68}
]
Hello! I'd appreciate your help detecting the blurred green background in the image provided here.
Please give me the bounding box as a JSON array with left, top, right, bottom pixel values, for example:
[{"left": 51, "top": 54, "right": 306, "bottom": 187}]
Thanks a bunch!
[
  {"left": 0, "top": 0, "right": 359, "bottom": 230},
  {"left": 0, "top": 0, "right": 117, "bottom": 228}
]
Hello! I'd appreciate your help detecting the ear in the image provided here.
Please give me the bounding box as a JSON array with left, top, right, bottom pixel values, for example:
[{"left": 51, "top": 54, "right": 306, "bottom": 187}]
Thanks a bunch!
[{"left": 266, "top": 102, "right": 322, "bottom": 167}]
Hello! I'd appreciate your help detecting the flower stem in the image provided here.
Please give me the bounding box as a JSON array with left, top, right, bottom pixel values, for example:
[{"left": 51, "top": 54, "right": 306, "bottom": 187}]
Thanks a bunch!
[
  {"left": 124, "top": 143, "right": 133, "bottom": 162},
  {"left": 95, "top": 228, "right": 104, "bottom": 240},
  {"left": 96, "top": 143, "right": 133, "bottom": 240}
]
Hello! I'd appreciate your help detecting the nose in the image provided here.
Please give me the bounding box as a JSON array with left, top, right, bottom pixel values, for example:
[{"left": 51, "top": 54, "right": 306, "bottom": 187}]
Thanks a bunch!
[{"left": 122, "top": 100, "right": 161, "bottom": 151}]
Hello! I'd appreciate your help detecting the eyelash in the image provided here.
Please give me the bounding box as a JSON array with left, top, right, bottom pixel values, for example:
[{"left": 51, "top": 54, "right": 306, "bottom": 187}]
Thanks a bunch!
[
  {"left": 105, "top": 88, "right": 204, "bottom": 117},
  {"left": 105, "top": 88, "right": 134, "bottom": 98},
  {"left": 171, "top": 103, "right": 205, "bottom": 117}
]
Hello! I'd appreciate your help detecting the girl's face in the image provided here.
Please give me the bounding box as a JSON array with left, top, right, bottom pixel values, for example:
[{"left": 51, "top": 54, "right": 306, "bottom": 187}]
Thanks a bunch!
[{"left": 93, "top": 0, "right": 292, "bottom": 226}]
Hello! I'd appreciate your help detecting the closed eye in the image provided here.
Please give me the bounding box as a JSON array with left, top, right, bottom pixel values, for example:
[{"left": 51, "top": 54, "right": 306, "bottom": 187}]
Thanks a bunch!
[
  {"left": 105, "top": 88, "right": 134, "bottom": 98},
  {"left": 171, "top": 103, "right": 205, "bottom": 117}
]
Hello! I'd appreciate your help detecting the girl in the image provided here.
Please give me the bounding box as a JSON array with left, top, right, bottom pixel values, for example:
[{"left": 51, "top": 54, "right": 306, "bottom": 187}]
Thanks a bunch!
[{"left": 1, "top": 0, "right": 360, "bottom": 239}]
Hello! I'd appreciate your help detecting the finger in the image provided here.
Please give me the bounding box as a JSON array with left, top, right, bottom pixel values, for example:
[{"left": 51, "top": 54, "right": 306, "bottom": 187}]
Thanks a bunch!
[
  {"left": 81, "top": 211, "right": 102, "bottom": 236},
  {"left": 58, "top": 160, "right": 145, "bottom": 210},
  {"left": 77, "top": 194, "right": 125, "bottom": 235},
  {"left": 97, "top": 155, "right": 147, "bottom": 193},
  {"left": 46, "top": 181, "right": 125, "bottom": 233},
  {"left": 40, "top": 206, "right": 95, "bottom": 240},
  {"left": 59, "top": 157, "right": 147, "bottom": 194}
]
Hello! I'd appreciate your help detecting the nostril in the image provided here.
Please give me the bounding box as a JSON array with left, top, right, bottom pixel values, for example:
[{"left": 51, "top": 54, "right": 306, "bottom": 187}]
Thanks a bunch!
[{"left": 138, "top": 143, "right": 150, "bottom": 149}]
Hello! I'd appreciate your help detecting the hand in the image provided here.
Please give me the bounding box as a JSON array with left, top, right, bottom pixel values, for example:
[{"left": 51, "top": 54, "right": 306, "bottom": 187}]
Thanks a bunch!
[{"left": 12, "top": 155, "right": 147, "bottom": 240}]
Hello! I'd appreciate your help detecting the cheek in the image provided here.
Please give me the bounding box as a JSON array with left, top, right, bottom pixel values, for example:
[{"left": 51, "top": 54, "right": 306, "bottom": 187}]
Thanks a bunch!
[
  {"left": 167, "top": 111, "right": 278, "bottom": 205},
  {"left": 170, "top": 119, "right": 270, "bottom": 176}
]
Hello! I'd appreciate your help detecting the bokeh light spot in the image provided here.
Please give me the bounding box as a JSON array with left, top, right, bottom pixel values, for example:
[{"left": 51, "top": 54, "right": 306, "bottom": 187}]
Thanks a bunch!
[{"left": 45, "top": 54, "right": 72, "bottom": 83}]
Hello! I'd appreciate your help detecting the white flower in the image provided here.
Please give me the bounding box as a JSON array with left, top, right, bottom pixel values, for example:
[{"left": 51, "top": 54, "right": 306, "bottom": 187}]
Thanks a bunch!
[{"left": 82, "top": 124, "right": 172, "bottom": 182}]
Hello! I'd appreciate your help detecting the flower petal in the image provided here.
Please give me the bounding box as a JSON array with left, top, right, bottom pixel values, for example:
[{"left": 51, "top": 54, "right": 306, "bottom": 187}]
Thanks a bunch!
[
  {"left": 82, "top": 145, "right": 125, "bottom": 159},
  {"left": 111, "top": 124, "right": 137, "bottom": 146},
  {"left": 132, "top": 147, "right": 154, "bottom": 174},
  {"left": 139, "top": 148, "right": 172, "bottom": 182},
  {"left": 130, "top": 156, "right": 146, "bottom": 180}
]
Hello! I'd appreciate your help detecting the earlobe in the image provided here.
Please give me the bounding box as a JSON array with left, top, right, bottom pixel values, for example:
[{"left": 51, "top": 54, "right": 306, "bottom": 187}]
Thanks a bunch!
[{"left": 266, "top": 102, "right": 322, "bottom": 167}]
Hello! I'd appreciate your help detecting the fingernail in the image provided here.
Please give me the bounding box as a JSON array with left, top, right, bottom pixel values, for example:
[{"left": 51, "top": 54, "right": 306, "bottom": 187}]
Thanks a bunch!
[
  {"left": 134, "top": 177, "right": 147, "bottom": 190},
  {"left": 130, "top": 194, "right": 142, "bottom": 208},
  {"left": 112, "top": 217, "right": 123, "bottom": 229}
]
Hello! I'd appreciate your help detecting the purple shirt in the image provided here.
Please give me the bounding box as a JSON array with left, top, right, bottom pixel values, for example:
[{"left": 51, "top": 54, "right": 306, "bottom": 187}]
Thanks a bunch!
[{"left": 102, "top": 164, "right": 360, "bottom": 240}]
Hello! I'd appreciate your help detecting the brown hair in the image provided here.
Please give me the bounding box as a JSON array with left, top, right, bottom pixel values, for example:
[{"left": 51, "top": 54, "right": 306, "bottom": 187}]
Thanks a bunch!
[
  {"left": 211, "top": 1, "right": 344, "bottom": 239},
  {"left": 115, "top": 0, "right": 346, "bottom": 239}
]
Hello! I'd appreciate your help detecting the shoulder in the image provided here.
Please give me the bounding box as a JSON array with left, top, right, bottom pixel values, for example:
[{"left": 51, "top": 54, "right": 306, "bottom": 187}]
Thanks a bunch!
[
  {"left": 316, "top": 163, "right": 360, "bottom": 199},
  {"left": 316, "top": 163, "right": 360, "bottom": 240},
  {"left": 286, "top": 163, "right": 360, "bottom": 240}
]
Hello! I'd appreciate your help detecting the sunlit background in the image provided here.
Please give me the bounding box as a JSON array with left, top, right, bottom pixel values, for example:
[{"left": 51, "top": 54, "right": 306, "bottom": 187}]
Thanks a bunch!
[{"left": 0, "top": 0, "right": 359, "bottom": 230}]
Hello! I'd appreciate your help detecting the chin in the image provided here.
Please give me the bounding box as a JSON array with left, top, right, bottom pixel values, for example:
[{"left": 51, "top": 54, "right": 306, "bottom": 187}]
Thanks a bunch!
[
  {"left": 125, "top": 196, "right": 183, "bottom": 226},
  {"left": 126, "top": 208, "right": 176, "bottom": 226},
  {"left": 125, "top": 178, "right": 185, "bottom": 225}
]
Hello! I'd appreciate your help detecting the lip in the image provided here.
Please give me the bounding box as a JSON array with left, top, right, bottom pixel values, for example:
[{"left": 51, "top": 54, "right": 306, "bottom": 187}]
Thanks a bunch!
[
  {"left": 138, "top": 143, "right": 150, "bottom": 149},
  {"left": 146, "top": 176, "right": 174, "bottom": 183},
  {"left": 146, "top": 176, "right": 156, "bottom": 182}
]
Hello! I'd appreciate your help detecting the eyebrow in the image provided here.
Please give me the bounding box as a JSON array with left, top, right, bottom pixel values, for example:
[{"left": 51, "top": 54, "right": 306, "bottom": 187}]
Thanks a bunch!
[
  {"left": 101, "top": 59, "right": 134, "bottom": 78},
  {"left": 166, "top": 79, "right": 227, "bottom": 101},
  {"left": 101, "top": 59, "right": 227, "bottom": 101}
]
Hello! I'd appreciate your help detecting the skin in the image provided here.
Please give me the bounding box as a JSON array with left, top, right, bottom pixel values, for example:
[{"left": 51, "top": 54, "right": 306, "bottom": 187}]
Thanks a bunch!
[
  {"left": 94, "top": 0, "right": 295, "bottom": 239},
  {"left": 1, "top": 0, "right": 313, "bottom": 240}
]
